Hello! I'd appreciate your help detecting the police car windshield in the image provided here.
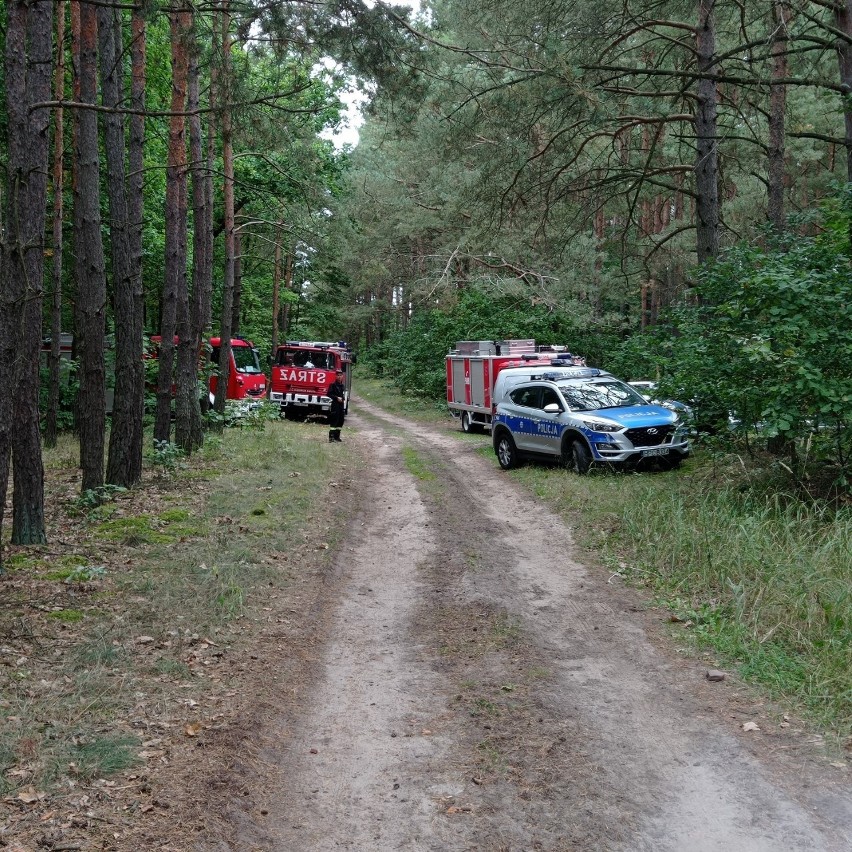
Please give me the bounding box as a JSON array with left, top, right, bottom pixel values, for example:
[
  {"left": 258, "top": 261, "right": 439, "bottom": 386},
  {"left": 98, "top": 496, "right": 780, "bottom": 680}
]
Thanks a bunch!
[{"left": 557, "top": 379, "right": 647, "bottom": 411}]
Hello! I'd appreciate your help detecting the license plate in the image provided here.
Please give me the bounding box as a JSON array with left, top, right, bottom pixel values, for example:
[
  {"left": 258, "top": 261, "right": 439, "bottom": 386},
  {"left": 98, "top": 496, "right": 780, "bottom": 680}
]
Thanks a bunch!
[{"left": 642, "top": 448, "right": 668, "bottom": 457}]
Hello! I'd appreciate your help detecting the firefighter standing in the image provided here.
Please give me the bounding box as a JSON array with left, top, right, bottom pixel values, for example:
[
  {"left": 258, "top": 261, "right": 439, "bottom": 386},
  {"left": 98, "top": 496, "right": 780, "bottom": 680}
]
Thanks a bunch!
[{"left": 328, "top": 370, "right": 346, "bottom": 442}]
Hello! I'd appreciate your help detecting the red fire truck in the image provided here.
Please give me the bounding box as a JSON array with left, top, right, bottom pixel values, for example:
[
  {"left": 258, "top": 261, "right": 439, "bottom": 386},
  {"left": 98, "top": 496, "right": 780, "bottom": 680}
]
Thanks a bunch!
[
  {"left": 149, "top": 335, "right": 267, "bottom": 404},
  {"left": 269, "top": 341, "right": 353, "bottom": 421},
  {"left": 207, "top": 337, "right": 267, "bottom": 404},
  {"left": 446, "top": 339, "right": 585, "bottom": 432}
]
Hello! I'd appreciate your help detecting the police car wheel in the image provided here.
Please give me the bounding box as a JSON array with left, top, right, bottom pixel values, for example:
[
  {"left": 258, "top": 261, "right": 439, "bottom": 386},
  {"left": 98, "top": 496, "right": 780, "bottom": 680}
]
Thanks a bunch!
[
  {"left": 567, "top": 439, "right": 591, "bottom": 474},
  {"left": 496, "top": 433, "right": 518, "bottom": 470}
]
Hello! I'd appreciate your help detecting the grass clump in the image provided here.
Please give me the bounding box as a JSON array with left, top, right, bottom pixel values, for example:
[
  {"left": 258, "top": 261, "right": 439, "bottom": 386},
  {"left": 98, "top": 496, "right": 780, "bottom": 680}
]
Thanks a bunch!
[
  {"left": 94, "top": 515, "right": 172, "bottom": 544},
  {"left": 71, "top": 735, "right": 141, "bottom": 780},
  {"left": 516, "top": 455, "right": 852, "bottom": 738},
  {"left": 48, "top": 609, "right": 85, "bottom": 623},
  {"left": 2, "top": 552, "right": 46, "bottom": 572},
  {"left": 402, "top": 446, "right": 436, "bottom": 481},
  {"left": 46, "top": 563, "right": 106, "bottom": 582},
  {"left": 158, "top": 508, "right": 192, "bottom": 523},
  {"left": 93, "top": 512, "right": 204, "bottom": 545}
]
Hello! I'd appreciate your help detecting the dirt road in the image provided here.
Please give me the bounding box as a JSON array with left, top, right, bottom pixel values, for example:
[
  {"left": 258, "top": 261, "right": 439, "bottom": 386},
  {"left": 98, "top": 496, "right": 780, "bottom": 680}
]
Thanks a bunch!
[{"left": 199, "top": 398, "right": 851, "bottom": 851}]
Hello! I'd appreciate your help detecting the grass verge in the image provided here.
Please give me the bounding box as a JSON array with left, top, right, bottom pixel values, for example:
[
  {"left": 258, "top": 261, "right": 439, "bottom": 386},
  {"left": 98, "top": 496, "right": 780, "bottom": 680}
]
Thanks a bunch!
[
  {"left": 0, "top": 419, "right": 360, "bottom": 799},
  {"left": 355, "top": 376, "right": 453, "bottom": 424},
  {"left": 504, "top": 454, "right": 852, "bottom": 742}
]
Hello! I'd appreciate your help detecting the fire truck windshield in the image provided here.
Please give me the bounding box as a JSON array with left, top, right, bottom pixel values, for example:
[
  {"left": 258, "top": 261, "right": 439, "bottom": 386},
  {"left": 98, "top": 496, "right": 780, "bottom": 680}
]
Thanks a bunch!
[
  {"left": 279, "top": 349, "right": 336, "bottom": 370},
  {"left": 232, "top": 346, "right": 262, "bottom": 374}
]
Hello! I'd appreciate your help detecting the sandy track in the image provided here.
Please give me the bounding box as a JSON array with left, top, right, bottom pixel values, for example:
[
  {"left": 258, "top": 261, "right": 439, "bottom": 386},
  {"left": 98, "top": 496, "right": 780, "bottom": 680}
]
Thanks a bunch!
[{"left": 205, "top": 398, "right": 851, "bottom": 851}]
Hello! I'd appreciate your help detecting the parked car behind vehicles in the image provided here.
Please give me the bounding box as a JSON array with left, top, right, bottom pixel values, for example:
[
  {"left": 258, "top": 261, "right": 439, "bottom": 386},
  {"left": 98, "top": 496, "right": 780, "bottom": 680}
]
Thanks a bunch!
[{"left": 492, "top": 370, "right": 690, "bottom": 473}]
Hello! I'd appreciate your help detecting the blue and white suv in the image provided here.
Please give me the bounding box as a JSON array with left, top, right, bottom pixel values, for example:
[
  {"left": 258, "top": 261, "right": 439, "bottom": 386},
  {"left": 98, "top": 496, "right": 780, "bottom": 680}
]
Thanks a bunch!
[{"left": 492, "top": 369, "right": 690, "bottom": 473}]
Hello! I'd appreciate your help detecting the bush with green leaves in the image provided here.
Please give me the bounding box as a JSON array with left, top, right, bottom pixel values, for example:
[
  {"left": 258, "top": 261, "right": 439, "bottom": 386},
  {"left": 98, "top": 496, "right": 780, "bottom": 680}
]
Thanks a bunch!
[
  {"left": 207, "top": 400, "right": 277, "bottom": 429},
  {"left": 74, "top": 484, "right": 128, "bottom": 512},
  {"left": 145, "top": 439, "right": 186, "bottom": 475},
  {"left": 655, "top": 192, "right": 852, "bottom": 485}
]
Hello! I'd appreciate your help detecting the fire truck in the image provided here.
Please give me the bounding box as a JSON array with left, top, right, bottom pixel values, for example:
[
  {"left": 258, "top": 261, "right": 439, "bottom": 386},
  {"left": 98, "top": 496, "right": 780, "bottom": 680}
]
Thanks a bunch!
[
  {"left": 207, "top": 337, "right": 267, "bottom": 404},
  {"left": 269, "top": 341, "right": 353, "bottom": 421},
  {"left": 446, "top": 339, "right": 586, "bottom": 432},
  {"left": 149, "top": 335, "right": 266, "bottom": 404}
]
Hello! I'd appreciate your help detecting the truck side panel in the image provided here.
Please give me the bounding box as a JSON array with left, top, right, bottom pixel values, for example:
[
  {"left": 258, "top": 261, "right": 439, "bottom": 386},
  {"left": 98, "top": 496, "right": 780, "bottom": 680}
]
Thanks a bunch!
[
  {"left": 470, "top": 359, "right": 486, "bottom": 407},
  {"left": 449, "top": 358, "right": 468, "bottom": 406}
]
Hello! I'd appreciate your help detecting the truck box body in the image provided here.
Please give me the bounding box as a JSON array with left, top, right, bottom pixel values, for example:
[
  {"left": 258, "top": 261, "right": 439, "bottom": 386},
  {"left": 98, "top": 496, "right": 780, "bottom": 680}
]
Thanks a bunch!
[{"left": 446, "top": 340, "right": 584, "bottom": 432}]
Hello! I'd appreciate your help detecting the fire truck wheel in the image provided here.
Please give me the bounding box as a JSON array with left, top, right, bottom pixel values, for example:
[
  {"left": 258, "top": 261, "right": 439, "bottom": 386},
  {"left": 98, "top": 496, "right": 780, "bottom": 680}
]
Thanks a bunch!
[
  {"left": 461, "top": 412, "right": 476, "bottom": 433},
  {"left": 565, "top": 438, "right": 591, "bottom": 474},
  {"left": 495, "top": 432, "right": 518, "bottom": 470}
]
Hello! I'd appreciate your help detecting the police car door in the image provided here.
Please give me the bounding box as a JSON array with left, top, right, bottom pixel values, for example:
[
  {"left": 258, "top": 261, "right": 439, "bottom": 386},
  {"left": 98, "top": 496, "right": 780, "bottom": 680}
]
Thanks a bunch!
[
  {"left": 505, "top": 385, "right": 543, "bottom": 453},
  {"left": 533, "top": 386, "right": 566, "bottom": 456}
]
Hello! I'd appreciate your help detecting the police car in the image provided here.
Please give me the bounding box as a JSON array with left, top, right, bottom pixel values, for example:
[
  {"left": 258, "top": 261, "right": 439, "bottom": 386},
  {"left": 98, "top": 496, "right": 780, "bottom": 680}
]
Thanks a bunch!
[{"left": 491, "top": 368, "right": 690, "bottom": 473}]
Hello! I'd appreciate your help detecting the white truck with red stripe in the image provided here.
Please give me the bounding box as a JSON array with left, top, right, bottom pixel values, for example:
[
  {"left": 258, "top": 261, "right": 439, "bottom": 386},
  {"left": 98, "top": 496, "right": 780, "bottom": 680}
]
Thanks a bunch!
[{"left": 446, "top": 339, "right": 586, "bottom": 432}]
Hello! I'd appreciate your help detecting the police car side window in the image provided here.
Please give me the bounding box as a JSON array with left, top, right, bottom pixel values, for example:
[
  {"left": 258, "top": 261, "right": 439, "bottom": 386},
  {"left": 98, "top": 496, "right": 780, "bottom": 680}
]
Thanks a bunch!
[
  {"left": 541, "top": 388, "right": 562, "bottom": 410},
  {"left": 510, "top": 387, "right": 540, "bottom": 408}
]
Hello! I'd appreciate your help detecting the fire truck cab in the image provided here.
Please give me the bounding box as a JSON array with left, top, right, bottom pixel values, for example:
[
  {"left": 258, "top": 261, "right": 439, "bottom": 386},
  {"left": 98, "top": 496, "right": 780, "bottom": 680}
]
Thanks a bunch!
[
  {"left": 269, "top": 341, "right": 353, "bottom": 421},
  {"left": 149, "top": 335, "right": 266, "bottom": 405},
  {"left": 207, "top": 337, "right": 267, "bottom": 404}
]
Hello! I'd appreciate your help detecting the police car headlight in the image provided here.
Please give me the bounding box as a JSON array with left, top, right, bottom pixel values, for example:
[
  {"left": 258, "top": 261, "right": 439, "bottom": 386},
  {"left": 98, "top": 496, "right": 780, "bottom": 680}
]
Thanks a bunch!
[{"left": 585, "top": 419, "right": 623, "bottom": 433}]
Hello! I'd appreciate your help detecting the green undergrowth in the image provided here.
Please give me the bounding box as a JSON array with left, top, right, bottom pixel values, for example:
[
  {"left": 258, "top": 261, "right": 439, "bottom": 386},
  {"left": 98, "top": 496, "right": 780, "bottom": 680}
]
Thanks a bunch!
[
  {"left": 506, "top": 454, "right": 852, "bottom": 741},
  {"left": 355, "top": 376, "right": 452, "bottom": 424},
  {"left": 1, "top": 419, "right": 362, "bottom": 797}
]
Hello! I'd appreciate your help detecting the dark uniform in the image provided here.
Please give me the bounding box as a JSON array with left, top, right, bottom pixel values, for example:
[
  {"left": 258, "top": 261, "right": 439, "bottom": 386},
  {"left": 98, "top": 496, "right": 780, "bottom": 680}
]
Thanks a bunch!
[{"left": 328, "top": 372, "right": 346, "bottom": 442}]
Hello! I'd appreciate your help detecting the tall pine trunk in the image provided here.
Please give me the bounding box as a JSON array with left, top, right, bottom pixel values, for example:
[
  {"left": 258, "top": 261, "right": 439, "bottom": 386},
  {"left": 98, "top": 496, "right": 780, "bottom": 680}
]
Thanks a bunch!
[
  {"left": 126, "top": 3, "right": 146, "bottom": 462},
  {"left": 271, "top": 224, "right": 283, "bottom": 356},
  {"left": 176, "top": 32, "right": 207, "bottom": 452},
  {"left": 155, "top": 7, "right": 191, "bottom": 444},
  {"left": 45, "top": 0, "right": 66, "bottom": 450},
  {"left": 101, "top": 4, "right": 144, "bottom": 488},
  {"left": 232, "top": 230, "right": 242, "bottom": 337},
  {"left": 281, "top": 252, "right": 294, "bottom": 336},
  {"left": 695, "top": 0, "right": 720, "bottom": 264},
  {"left": 74, "top": 0, "right": 108, "bottom": 493},
  {"left": 0, "top": 0, "right": 53, "bottom": 551},
  {"left": 834, "top": 0, "right": 852, "bottom": 184},
  {"left": 768, "top": 2, "right": 789, "bottom": 234},
  {"left": 213, "top": 1, "right": 235, "bottom": 423}
]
